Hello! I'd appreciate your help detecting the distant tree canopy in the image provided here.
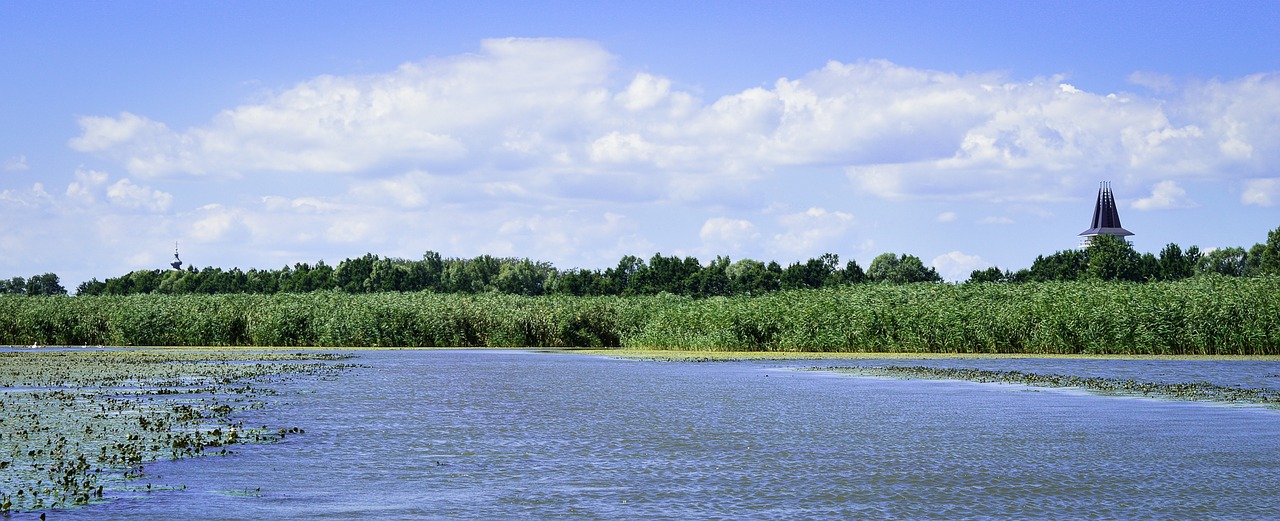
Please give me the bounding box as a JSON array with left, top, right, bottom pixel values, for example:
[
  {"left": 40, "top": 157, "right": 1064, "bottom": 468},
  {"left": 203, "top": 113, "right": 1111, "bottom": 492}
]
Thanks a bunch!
[
  {"left": 13, "top": 226, "right": 1279, "bottom": 297},
  {"left": 866, "top": 253, "right": 943, "bottom": 284},
  {"left": 968, "top": 225, "right": 1280, "bottom": 284},
  {"left": 71, "top": 251, "right": 878, "bottom": 298},
  {"left": 0, "top": 273, "right": 67, "bottom": 296}
]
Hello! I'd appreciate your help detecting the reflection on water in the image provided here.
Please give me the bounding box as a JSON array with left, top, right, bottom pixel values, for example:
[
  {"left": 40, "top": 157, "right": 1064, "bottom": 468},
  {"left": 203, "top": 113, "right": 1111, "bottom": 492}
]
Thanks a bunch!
[{"left": 58, "top": 351, "right": 1280, "bottom": 520}]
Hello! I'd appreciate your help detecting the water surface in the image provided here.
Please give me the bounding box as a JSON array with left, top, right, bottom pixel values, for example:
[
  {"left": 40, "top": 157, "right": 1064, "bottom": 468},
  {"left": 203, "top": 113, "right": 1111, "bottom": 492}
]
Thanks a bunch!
[{"left": 54, "top": 350, "right": 1280, "bottom": 520}]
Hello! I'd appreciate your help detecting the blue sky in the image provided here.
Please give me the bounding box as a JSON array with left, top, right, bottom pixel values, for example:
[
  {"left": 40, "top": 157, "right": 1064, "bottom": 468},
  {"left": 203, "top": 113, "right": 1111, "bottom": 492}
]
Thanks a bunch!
[{"left": 3, "top": 1, "right": 1279, "bottom": 289}]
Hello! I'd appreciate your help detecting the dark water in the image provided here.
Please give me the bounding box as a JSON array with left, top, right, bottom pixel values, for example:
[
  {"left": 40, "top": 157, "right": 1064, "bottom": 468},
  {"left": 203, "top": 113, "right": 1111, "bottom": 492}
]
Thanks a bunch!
[{"left": 51, "top": 351, "right": 1280, "bottom": 520}]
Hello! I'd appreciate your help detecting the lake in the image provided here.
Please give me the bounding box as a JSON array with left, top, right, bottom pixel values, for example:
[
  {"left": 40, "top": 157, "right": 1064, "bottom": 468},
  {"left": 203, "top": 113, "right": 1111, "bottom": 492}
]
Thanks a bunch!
[{"left": 53, "top": 350, "right": 1280, "bottom": 520}]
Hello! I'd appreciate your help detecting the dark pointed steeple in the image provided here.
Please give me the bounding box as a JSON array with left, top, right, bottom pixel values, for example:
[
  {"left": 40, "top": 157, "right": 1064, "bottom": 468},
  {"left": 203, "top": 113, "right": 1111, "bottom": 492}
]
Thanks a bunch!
[
  {"left": 1079, "top": 182, "right": 1133, "bottom": 241},
  {"left": 170, "top": 242, "right": 183, "bottom": 270}
]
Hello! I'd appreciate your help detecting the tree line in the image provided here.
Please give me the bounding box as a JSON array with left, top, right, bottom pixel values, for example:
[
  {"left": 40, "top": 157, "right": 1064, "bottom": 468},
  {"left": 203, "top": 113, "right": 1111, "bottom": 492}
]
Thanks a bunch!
[
  {"left": 3, "top": 225, "right": 1276, "bottom": 298},
  {"left": 970, "top": 227, "right": 1280, "bottom": 283},
  {"left": 67, "top": 251, "right": 939, "bottom": 298},
  {"left": 0, "top": 273, "right": 68, "bottom": 296}
]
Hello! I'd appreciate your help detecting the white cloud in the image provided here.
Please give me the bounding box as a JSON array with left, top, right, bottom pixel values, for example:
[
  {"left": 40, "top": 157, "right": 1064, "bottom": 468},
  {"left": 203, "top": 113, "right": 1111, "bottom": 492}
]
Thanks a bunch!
[
  {"left": 1132, "top": 180, "right": 1198, "bottom": 210},
  {"left": 932, "top": 251, "right": 989, "bottom": 282},
  {"left": 979, "top": 216, "right": 1015, "bottom": 225},
  {"left": 106, "top": 178, "right": 173, "bottom": 212},
  {"left": 770, "top": 207, "right": 855, "bottom": 259},
  {"left": 1242, "top": 178, "right": 1280, "bottom": 207},
  {"left": 589, "top": 132, "right": 658, "bottom": 164},
  {"left": 189, "top": 204, "right": 244, "bottom": 242},
  {"left": 3, "top": 155, "right": 29, "bottom": 172},
  {"left": 699, "top": 217, "right": 760, "bottom": 253},
  {"left": 348, "top": 171, "right": 432, "bottom": 208},
  {"left": 935, "top": 211, "right": 958, "bottom": 223},
  {"left": 172, "top": 183, "right": 648, "bottom": 271},
  {"left": 72, "top": 38, "right": 614, "bottom": 177},
  {"left": 65, "top": 168, "right": 110, "bottom": 205},
  {"left": 0, "top": 183, "right": 53, "bottom": 208},
  {"left": 68, "top": 40, "right": 1280, "bottom": 209},
  {"left": 616, "top": 73, "right": 672, "bottom": 111}
]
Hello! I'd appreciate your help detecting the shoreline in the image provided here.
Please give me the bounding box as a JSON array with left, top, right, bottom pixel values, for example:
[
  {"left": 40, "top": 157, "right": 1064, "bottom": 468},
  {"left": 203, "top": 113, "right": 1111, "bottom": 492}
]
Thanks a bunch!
[
  {"left": 8, "top": 344, "right": 1280, "bottom": 362},
  {"left": 566, "top": 348, "right": 1280, "bottom": 362}
]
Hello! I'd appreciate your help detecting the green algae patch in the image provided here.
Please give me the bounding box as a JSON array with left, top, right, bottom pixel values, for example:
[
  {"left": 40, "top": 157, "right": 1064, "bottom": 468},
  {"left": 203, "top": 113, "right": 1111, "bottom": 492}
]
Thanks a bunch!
[
  {"left": 574, "top": 348, "right": 1280, "bottom": 363},
  {"left": 0, "top": 348, "right": 356, "bottom": 514},
  {"left": 818, "top": 365, "right": 1280, "bottom": 406}
]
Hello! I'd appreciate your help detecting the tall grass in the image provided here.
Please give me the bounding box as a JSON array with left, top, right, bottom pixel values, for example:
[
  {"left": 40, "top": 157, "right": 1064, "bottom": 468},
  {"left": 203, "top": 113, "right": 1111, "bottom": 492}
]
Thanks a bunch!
[{"left": 1, "top": 276, "right": 1277, "bottom": 355}]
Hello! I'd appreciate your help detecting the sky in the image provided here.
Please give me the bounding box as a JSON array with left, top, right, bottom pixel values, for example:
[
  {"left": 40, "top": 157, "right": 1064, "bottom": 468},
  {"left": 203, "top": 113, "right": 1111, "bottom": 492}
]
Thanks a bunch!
[{"left": 3, "top": 1, "right": 1279, "bottom": 290}]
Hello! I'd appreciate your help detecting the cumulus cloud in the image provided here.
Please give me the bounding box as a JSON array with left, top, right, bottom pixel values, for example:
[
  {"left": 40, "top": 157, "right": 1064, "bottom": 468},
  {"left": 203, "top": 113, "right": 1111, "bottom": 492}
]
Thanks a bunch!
[
  {"left": 72, "top": 38, "right": 614, "bottom": 177},
  {"left": 1242, "top": 178, "right": 1280, "bottom": 206},
  {"left": 3, "top": 155, "right": 29, "bottom": 172},
  {"left": 67, "top": 39, "right": 1280, "bottom": 208},
  {"left": 932, "top": 251, "right": 989, "bottom": 282},
  {"left": 616, "top": 73, "right": 672, "bottom": 111},
  {"left": 106, "top": 178, "right": 173, "bottom": 212},
  {"left": 348, "top": 171, "right": 433, "bottom": 208},
  {"left": 65, "top": 168, "right": 109, "bottom": 205},
  {"left": 770, "top": 207, "right": 855, "bottom": 258},
  {"left": 1132, "top": 180, "right": 1198, "bottom": 210},
  {"left": 188, "top": 204, "right": 240, "bottom": 242},
  {"left": 699, "top": 217, "right": 760, "bottom": 253},
  {"left": 0, "top": 183, "right": 53, "bottom": 208},
  {"left": 168, "top": 184, "right": 647, "bottom": 270}
]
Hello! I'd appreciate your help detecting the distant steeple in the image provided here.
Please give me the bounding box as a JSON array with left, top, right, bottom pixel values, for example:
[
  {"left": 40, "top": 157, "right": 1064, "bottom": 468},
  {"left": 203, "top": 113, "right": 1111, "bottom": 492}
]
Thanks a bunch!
[
  {"left": 170, "top": 242, "right": 183, "bottom": 270},
  {"left": 1078, "top": 182, "right": 1133, "bottom": 246}
]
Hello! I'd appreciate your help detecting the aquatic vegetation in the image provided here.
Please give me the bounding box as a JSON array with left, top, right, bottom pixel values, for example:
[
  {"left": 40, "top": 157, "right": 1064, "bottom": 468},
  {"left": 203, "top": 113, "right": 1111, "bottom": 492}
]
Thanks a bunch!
[
  {"left": 0, "top": 276, "right": 1277, "bottom": 354},
  {"left": 822, "top": 365, "right": 1280, "bottom": 406},
  {"left": 0, "top": 349, "right": 354, "bottom": 513}
]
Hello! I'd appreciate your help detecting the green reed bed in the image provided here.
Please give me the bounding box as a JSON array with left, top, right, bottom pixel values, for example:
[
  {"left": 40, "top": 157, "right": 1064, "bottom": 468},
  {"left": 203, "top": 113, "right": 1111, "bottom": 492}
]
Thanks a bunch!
[
  {"left": 0, "top": 276, "right": 1277, "bottom": 355},
  {"left": 622, "top": 277, "right": 1280, "bottom": 355},
  {"left": 0, "top": 349, "right": 354, "bottom": 514}
]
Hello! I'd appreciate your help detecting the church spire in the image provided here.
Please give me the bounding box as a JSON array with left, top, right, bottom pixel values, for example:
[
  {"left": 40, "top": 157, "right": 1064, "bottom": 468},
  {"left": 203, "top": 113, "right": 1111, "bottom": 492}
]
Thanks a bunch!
[
  {"left": 1079, "top": 182, "right": 1133, "bottom": 245},
  {"left": 170, "top": 242, "right": 183, "bottom": 270}
]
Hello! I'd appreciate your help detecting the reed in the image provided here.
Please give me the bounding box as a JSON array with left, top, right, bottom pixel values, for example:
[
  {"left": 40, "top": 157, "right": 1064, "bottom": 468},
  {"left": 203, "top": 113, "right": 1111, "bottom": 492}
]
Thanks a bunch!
[{"left": 1, "top": 276, "right": 1276, "bottom": 355}]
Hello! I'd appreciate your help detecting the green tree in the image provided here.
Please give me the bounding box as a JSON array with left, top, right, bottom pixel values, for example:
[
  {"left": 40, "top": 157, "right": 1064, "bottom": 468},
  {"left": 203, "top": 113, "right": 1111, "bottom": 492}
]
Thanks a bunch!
[
  {"left": 1084, "top": 234, "right": 1142, "bottom": 281},
  {"left": 1246, "top": 243, "right": 1266, "bottom": 276},
  {"left": 442, "top": 261, "right": 473, "bottom": 293},
  {"left": 726, "top": 259, "right": 780, "bottom": 295},
  {"left": 839, "top": 259, "right": 866, "bottom": 284},
  {"left": 245, "top": 268, "right": 280, "bottom": 294},
  {"left": 279, "top": 262, "right": 333, "bottom": 292},
  {"left": 967, "top": 266, "right": 1011, "bottom": 283},
  {"left": 689, "top": 256, "right": 732, "bottom": 297},
  {"left": 1025, "top": 249, "right": 1088, "bottom": 281},
  {"left": 1157, "top": 243, "right": 1194, "bottom": 281},
  {"left": 467, "top": 255, "right": 503, "bottom": 293},
  {"left": 551, "top": 268, "right": 611, "bottom": 296},
  {"left": 335, "top": 253, "right": 378, "bottom": 292},
  {"left": 0, "top": 276, "right": 26, "bottom": 295},
  {"left": 76, "top": 278, "right": 107, "bottom": 296},
  {"left": 632, "top": 253, "right": 701, "bottom": 295},
  {"left": 1198, "top": 247, "right": 1248, "bottom": 277},
  {"left": 497, "top": 258, "right": 552, "bottom": 296},
  {"left": 1138, "top": 252, "right": 1159, "bottom": 282},
  {"left": 781, "top": 253, "right": 842, "bottom": 290},
  {"left": 607, "top": 255, "right": 646, "bottom": 295},
  {"left": 404, "top": 251, "right": 445, "bottom": 292},
  {"left": 1259, "top": 226, "right": 1280, "bottom": 275},
  {"left": 867, "top": 253, "right": 942, "bottom": 284},
  {"left": 24, "top": 273, "right": 67, "bottom": 296}
]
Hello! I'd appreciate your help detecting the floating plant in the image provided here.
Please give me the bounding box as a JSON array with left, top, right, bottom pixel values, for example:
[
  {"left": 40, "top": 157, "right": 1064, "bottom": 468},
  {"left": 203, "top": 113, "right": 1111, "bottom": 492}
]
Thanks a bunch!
[
  {"left": 819, "top": 365, "right": 1280, "bottom": 406},
  {"left": 0, "top": 349, "right": 357, "bottom": 514}
]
